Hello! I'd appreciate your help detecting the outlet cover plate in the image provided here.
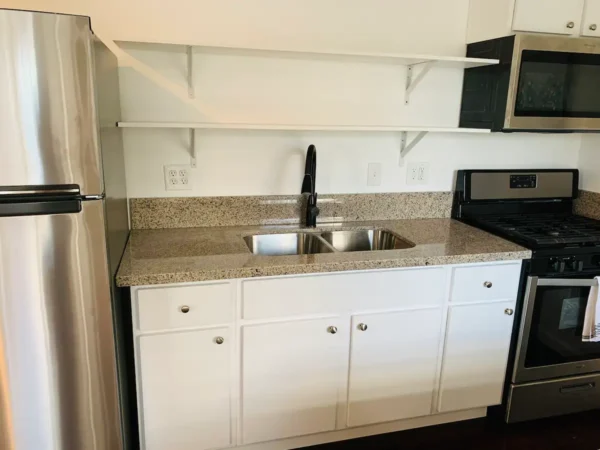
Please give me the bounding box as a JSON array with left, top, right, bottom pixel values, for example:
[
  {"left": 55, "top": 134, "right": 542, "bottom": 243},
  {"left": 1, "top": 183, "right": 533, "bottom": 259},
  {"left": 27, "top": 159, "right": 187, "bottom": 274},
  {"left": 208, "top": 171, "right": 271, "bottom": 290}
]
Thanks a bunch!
[
  {"left": 406, "top": 162, "right": 429, "bottom": 185},
  {"left": 164, "top": 164, "right": 192, "bottom": 191}
]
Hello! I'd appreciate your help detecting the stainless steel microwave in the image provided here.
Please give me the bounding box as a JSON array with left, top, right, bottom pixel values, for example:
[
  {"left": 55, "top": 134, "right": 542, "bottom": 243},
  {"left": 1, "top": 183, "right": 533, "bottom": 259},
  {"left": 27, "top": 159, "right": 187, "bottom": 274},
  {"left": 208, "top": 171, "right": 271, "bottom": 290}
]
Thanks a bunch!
[{"left": 459, "top": 33, "right": 600, "bottom": 132}]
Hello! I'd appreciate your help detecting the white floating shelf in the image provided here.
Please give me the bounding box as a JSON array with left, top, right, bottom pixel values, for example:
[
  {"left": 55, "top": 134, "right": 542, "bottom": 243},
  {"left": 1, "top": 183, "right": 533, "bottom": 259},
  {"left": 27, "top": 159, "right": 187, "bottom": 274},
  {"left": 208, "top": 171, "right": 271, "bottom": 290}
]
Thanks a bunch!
[
  {"left": 114, "top": 40, "right": 498, "bottom": 166},
  {"left": 118, "top": 41, "right": 499, "bottom": 69},
  {"left": 117, "top": 122, "right": 490, "bottom": 165},
  {"left": 117, "top": 122, "right": 491, "bottom": 133}
]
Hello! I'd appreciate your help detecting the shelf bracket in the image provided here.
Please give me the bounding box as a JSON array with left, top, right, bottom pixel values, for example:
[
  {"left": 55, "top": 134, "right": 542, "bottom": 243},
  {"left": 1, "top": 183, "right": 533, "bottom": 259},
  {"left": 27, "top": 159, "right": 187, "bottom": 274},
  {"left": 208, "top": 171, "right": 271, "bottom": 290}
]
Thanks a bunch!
[
  {"left": 405, "top": 62, "right": 433, "bottom": 105},
  {"left": 189, "top": 128, "right": 197, "bottom": 168},
  {"left": 187, "top": 46, "right": 195, "bottom": 99},
  {"left": 399, "top": 131, "right": 428, "bottom": 164}
]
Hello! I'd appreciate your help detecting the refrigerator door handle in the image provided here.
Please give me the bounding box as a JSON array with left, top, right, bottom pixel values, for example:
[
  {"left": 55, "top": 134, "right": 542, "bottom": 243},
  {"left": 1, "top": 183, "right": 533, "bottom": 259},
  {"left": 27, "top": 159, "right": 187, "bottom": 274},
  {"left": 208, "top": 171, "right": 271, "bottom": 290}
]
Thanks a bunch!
[{"left": 0, "top": 185, "right": 80, "bottom": 197}]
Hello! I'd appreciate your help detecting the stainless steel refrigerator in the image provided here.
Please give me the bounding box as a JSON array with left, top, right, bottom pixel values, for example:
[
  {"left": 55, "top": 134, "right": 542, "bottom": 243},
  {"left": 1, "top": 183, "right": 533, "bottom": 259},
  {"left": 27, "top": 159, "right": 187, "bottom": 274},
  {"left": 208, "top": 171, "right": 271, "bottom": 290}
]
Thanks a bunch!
[{"left": 0, "top": 9, "right": 129, "bottom": 450}]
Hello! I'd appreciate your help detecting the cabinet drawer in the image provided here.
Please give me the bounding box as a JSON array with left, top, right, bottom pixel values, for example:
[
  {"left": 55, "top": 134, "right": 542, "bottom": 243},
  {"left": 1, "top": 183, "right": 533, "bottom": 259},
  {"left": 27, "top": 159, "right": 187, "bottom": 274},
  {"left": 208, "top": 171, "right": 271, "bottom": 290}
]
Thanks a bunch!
[
  {"left": 242, "top": 267, "right": 445, "bottom": 320},
  {"left": 136, "top": 283, "right": 233, "bottom": 331},
  {"left": 451, "top": 263, "right": 521, "bottom": 303}
]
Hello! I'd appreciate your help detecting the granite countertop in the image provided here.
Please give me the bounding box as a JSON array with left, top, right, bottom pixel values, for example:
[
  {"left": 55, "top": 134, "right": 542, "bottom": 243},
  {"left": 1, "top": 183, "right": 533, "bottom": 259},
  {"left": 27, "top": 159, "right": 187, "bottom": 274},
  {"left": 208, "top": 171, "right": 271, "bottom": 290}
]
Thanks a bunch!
[{"left": 116, "top": 218, "right": 531, "bottom": 287}]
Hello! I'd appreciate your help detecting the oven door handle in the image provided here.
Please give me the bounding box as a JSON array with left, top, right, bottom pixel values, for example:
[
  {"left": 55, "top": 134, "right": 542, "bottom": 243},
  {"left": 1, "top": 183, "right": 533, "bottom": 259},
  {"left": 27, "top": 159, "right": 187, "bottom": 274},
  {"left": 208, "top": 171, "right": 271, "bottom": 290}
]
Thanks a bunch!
[
  {"left": 535, "top": 277, "right": 598, "bottom": 287},
  {"left": 560, "top": 382, "right": 596, "bottom": 395}
]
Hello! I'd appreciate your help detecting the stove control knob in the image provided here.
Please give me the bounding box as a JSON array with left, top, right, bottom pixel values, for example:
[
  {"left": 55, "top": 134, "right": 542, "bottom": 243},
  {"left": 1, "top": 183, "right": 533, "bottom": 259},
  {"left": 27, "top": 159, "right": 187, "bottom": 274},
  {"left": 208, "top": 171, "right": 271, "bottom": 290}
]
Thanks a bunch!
[
  {"left": 564, "top": 257, "right": 582, "bottom": 272},
  {"left": 550, "top": 258, "right": 565, "bottom": 273},
  {"left": 564, "top": 258, "right": 575, "bottom": 271}
]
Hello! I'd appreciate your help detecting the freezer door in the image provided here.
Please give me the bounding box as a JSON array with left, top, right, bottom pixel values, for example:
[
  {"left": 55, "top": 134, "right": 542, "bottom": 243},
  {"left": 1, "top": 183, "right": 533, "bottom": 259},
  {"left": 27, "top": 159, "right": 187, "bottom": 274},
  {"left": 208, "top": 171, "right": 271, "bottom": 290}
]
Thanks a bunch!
[
  {"left": 0, "top": 10, "right": 103, "bottom": 195},
  {"left": 0, "top": 200, "right": 123, "bottom": 450}
]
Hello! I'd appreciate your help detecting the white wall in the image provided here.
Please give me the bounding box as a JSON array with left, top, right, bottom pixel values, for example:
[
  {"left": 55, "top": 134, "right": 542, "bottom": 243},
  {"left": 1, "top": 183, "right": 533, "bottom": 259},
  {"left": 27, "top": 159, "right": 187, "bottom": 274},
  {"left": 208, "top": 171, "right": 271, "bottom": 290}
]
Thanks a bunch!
[
  {"left": 124, "top": 128, "right": 580, "bottom": 197},
  {"left": 0, "top": 0, "right": 470, "bottom": 55},
  {"left": 2, "top": 0, "right": 582, "bottom": 197},
  {"left": 119, "top": 41, "right": 581, "bottom": 198},
  {"left": 579, "top": 135, "right": 600, "bottom": 192}
]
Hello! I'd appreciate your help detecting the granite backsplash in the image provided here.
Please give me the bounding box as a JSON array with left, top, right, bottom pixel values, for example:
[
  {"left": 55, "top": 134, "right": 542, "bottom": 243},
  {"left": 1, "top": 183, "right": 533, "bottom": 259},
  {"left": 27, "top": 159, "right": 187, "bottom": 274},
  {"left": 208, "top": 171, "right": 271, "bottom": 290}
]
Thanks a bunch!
[
  {"left": 574, "top": 190, "right": 600, "bottom": 221},
  {"left": 129, "top": 192, "right": 454, "bottom": 229}
]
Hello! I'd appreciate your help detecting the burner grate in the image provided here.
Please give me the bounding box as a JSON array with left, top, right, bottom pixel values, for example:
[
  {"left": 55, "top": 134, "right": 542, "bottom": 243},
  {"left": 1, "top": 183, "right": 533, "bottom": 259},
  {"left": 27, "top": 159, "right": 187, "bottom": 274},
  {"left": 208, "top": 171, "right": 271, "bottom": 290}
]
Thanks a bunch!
[{"left": 471, "top": 214, "right": 600, "bottom": 248}]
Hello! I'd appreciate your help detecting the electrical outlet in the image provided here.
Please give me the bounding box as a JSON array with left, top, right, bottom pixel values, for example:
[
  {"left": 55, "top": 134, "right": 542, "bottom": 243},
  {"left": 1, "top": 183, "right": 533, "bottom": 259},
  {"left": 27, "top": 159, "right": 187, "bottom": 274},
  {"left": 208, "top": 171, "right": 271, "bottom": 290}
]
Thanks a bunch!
[
  {"left": 406, "top": 162, "right": 429, "bottom": 185},
  {"left": 164, "top": 164, "right": 192, "bottom": 191},
  {"left": 367, "top": 162, "right": 382, "bottom": 186}
]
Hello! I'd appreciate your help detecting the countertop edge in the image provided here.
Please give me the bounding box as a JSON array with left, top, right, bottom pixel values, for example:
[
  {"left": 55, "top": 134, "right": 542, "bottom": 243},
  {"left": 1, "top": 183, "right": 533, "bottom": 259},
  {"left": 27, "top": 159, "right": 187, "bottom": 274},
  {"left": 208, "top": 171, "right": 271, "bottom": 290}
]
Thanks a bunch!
[{"left": 116, "top": 250, "right": 532, "bottom": 287}]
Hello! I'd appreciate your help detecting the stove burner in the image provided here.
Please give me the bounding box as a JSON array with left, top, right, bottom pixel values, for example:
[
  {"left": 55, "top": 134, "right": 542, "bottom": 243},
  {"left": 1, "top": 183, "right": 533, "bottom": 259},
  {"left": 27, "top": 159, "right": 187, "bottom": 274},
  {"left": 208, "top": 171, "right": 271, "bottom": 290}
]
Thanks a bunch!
[{"left": 466, "top": 213, "right": 600, "bottom": 249}]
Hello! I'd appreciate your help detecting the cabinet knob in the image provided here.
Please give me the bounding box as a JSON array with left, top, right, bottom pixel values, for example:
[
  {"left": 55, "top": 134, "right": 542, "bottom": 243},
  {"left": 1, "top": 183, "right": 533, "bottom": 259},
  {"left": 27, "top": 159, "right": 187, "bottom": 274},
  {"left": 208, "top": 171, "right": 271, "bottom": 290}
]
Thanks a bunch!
[
  {"left": 357, "top": 323, "right": 368, "bottom": 331},
  {"left": 180, "top": 305, "right": 190, "bottom": 313},
  {"left": 591, "top": 24, "right": 598, "bottom": 31},
  {"left": 215, "top": 336, "right": 225, "bottom": 345},
  {"left": 567, "top": 21, "right": 575, "bottom": 29},
  {"left": 483, "top": 281, "right": 493, "bottom": 289},
  {"left": 505, "top": 308, "right": 514, "bottom": 316},
  {"left": 327, "top": 326, "right": 338, "bottom": 334}
]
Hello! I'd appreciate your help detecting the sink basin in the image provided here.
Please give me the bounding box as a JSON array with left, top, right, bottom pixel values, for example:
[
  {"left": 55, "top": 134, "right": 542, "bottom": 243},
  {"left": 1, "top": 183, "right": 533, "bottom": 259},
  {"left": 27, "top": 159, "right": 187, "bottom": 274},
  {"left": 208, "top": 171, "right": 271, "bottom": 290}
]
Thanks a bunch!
[
  {"left": 320, "top": 229, "right": 414, "bottom": 252},
  {"left": 244, "top": 233, "right": 334, "bottom": 256}
]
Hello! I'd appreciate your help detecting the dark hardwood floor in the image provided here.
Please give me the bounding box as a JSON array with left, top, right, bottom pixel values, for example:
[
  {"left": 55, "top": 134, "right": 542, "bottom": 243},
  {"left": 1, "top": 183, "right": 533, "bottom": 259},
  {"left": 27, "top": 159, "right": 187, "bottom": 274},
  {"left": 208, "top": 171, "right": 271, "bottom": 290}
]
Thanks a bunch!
[{"left": 303, "top": 409, "right": 600, "bottom": 450}]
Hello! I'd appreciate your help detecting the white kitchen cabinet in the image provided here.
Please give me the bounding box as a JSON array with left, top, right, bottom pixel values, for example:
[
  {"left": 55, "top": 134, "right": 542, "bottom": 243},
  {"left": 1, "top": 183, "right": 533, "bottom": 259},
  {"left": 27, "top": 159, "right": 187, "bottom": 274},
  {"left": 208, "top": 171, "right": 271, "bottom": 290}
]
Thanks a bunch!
[
  {"left": 512, "top": 0, "right": 585, "bottom": 35},
  {"left": 347, "top": 308, "right": 443, "bottom": 427},
  {"left": 467, "top": 0, "right": 599, "bottom": 42},
  {"left": 582, "top": 0, "right": 600, "bottom": 36},
  {"left": 438, "top": 301, "right": 516, "bottom": 413},
  {"left": 242, "top": 267, "right": 444, "bottom": 320},
  {"left": 136, "top": 282, "right": 233, "bottom": 331},
  {"left": 241, "top": 318, "right": 349, "bottom": 444},
  {"left": 132, "top": 261, "right": 523, "bottom": 449},
  {"left": 138, "top": 329, "right": 232, "bottom": 450},
  {"left": 451, "top": 263, "right": 521, "bottom": 303}
]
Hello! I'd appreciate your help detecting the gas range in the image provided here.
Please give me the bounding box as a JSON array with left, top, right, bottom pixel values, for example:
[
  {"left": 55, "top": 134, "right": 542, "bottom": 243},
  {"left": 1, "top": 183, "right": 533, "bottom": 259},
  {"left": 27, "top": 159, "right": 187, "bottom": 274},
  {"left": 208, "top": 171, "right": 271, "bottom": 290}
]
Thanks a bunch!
[
  {"left": 462, "top": 212, "right": 600, "bottom": 276},
  {"left": 454, "top": 169, "right": 600, "bottom": 274},
  {"left": 453, "top": 169, "right": 600, "bottom": 424}
]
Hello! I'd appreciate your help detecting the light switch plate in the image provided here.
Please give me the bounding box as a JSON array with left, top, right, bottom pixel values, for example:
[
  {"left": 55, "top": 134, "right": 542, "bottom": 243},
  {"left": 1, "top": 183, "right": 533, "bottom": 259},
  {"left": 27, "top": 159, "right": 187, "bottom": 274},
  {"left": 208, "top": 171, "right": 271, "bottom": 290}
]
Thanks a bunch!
[
  {"left": 367, "top": 162, "right": 382, "bottom": 186},
  {"left": 164, "top": 165, "right": 192, "bottom": 190}
]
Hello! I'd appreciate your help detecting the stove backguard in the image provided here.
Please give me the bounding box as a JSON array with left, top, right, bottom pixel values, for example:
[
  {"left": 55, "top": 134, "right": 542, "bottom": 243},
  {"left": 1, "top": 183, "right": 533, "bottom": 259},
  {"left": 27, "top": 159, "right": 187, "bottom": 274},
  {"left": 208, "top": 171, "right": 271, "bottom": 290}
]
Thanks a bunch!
[{"left": 453, "top": 169, "right": 579, "bottom": 221}]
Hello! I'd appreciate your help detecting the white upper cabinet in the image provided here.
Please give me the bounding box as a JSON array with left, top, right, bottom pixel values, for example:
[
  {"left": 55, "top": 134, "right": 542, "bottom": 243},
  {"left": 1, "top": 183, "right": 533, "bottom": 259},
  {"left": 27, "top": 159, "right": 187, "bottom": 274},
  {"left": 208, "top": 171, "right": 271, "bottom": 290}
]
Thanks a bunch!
[
  {"left": 241, "top": 318, "right": 349, "bottom": 444},
  {"left": 582, "top": 0, "right": 600, "bottom": 36},
  {"left": 468, "top": 0, "right": 600, "bottom": 42},
  {"left": 512, "top": 0, "right": 585, "bottom": 35},
  {"left": 438, "top": 301, "right": 516, "bottom": 413},
  {"left": 347, "top": 309, "right": 442, "bottom": 427}
]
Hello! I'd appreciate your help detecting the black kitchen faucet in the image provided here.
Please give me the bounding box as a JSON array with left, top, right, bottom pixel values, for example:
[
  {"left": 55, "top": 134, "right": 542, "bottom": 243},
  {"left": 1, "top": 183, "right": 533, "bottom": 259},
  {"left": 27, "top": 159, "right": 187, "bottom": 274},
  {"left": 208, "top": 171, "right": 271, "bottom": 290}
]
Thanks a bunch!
[{"left": 301, "top": 144, "right": 319, "bottom": 227}]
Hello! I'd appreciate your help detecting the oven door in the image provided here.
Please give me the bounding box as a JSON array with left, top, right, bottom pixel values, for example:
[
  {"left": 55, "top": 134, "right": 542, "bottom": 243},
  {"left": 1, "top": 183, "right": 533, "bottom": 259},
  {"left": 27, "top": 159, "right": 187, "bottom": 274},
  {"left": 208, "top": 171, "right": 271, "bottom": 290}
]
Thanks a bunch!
[
  {"left": 513, "top": 276, "right": 600, "bottom": 383},
  {"left": 505, "top": 33, "right": 600, "bottom": 131}
]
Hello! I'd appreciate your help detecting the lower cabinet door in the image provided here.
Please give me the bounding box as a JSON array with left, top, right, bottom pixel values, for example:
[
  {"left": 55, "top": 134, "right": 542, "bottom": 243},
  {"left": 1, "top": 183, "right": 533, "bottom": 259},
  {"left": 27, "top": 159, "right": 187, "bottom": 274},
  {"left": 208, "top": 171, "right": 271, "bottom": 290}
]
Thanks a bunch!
[
  {"left": 439, "top": 301, "right": 516, "bottom": 413},
  {"left": 242, "top": 318, "right": 348, "bottom": 444},
  {"left": 138, "top": 328, "right": 231, "bottom": 450},
  {"left": 347, "top": 308, "right": 443, "bottom": 427}
]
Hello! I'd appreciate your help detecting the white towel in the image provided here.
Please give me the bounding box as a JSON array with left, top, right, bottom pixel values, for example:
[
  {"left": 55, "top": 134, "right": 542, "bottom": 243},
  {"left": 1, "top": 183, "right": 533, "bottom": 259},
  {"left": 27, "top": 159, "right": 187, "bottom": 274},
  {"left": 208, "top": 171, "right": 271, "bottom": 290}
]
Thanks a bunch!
[{"left": 582, "top": 276, "right": 600, "bottom": 343}]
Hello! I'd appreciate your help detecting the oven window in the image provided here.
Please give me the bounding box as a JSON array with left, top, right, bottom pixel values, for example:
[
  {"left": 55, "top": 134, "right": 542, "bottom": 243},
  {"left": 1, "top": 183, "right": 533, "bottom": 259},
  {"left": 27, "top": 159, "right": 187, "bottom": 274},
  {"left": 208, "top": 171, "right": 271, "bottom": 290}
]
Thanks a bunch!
[
  {"left": 515, "top": 50, "right": 600, "bottom": 118},
  {"left": 525, "top": 285, "right": 600, "bottom": 368}
]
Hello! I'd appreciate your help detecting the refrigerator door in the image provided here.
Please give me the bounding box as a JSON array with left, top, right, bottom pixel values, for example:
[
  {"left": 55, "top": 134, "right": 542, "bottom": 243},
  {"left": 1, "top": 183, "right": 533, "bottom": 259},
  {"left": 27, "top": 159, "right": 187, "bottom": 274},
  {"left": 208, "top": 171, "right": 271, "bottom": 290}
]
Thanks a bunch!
[
  {"left": 0, "top": 10, "right": 103, "bottom": 196},
  {"left": 0, "top": 200, "right": 123, "bottom": 450}
]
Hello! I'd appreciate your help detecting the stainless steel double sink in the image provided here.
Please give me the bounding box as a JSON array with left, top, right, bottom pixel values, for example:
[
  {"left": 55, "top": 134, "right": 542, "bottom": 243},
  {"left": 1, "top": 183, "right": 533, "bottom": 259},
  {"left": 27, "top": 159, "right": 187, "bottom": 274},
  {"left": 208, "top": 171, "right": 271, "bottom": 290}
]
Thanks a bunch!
[{"left": 244, "top": 229, "right": 415, "bottom": 256}]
